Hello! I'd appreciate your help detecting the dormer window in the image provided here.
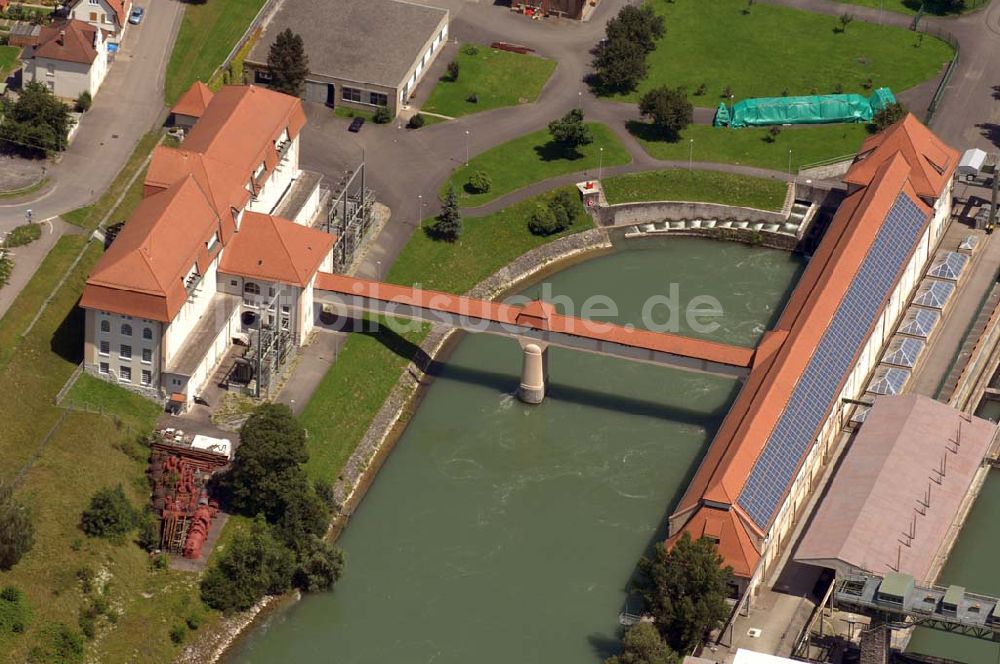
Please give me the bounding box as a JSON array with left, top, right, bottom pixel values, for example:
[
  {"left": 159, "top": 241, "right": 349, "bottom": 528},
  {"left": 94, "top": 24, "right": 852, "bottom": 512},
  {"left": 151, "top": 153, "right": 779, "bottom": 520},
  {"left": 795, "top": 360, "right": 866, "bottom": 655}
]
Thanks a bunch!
[
  {"left": 184, "top": 264, "right": 201, "bottom": 290},
  {"left": 206, "top": 232, "right": 218, "bottom": 252},
  {"left": 253, "top": 162, "right": 266, "bottom": 181}
]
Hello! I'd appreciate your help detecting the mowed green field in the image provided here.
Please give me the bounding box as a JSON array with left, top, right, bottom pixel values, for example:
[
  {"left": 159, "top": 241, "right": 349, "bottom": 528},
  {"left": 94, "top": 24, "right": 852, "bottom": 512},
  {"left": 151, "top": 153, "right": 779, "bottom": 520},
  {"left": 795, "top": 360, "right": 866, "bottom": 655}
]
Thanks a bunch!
[
  {"left": 444, "top": 123, "right": 631, "bottom": 207},
  {"left": 602, "top": 169, "right": 788, "bottom": 211},
  {"left": 629, "top": 122, "right": 871, "bottom": 172},
  {"left": 604, "top": 0, "right": 953, "bottom": 104},
  {"left": 833, "top": 0, "right": 985, "bottom": 15},
  {"left": 164, "top": 0, "right": 266, "bottom": 104},
  {"left": 422, "top": 44, "right": 557, "bottom": 118}
]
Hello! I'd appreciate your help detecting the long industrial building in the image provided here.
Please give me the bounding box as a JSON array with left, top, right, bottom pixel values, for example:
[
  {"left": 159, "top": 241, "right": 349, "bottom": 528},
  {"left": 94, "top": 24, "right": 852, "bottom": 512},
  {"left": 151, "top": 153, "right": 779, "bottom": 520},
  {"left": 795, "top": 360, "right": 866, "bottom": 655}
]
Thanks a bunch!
[{"left": 667, "top": 115, "right": 959, "bottom": 601}]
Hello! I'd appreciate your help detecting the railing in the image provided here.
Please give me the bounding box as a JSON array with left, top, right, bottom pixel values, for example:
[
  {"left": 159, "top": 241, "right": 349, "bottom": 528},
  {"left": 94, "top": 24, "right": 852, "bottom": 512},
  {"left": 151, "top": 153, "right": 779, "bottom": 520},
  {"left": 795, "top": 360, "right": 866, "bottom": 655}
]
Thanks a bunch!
[
  {"left": 918, "top": 25, "right": 960, "bottom": 126},
  {"left": 797, "top": 153, "right": 856, "bottom": 174}
]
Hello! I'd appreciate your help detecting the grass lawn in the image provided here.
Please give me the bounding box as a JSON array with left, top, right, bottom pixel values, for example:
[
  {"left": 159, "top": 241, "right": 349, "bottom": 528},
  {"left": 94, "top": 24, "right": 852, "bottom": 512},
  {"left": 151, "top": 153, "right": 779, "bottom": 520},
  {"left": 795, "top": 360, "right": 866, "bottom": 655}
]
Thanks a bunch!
[
  {"left": 833, "top": 0, "right": 985, "bottom": 15},
  {"left": 334, "top": 106, "right": 376, "bottom": 122},
  {"left": 629, "top": 121, "right": 871, "bottom": 172},
  {"left": 299, "top": 187, "right": 593, "bottom": 482},
  {"left": 164, "top": 0, "right": 266, "bottom": 104},
  {"left": 604, "top": 0, "right": 953, "bottom": 104},
  {"left": 62, "top": 132, "right": 160, "bottom": 230},
  {"left": 602, "top": 169, "right": 787, "bottom": 211},
  {"left": 0, "top": 44, "right": 20, "bottom": 77},
  {"left": 444, "top": 123, "right": 630, "bottom": 207},
  {"left": 422, "top": 44, "right": 557, "bottom": 118}
]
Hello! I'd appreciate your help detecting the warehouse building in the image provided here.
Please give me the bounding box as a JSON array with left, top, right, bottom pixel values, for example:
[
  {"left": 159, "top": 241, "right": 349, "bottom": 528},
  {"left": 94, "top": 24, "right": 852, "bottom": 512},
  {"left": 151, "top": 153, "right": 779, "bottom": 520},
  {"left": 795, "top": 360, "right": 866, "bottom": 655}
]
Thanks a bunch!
[
  {"left": 666, "top": 115, "right": 959, "bottom": 603},
  {"left": 244, "top": 0, "right": 449, "bottom": 118}
]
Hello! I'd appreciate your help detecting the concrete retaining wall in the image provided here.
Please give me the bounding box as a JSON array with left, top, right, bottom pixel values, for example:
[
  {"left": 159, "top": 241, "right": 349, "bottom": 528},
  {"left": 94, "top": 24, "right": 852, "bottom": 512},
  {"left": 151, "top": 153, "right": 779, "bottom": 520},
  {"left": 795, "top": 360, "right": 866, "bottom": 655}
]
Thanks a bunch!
[{"left": 595, "top": 200, "right": 787, "bottom": 228}]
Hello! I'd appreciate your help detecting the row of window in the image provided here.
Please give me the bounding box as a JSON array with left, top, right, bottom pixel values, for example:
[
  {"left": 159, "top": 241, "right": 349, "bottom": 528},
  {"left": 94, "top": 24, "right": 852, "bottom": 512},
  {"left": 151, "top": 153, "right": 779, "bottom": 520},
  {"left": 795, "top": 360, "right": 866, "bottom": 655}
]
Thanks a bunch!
[
  {"left": 99, "top": 320, "right": 153, "bottom": 339},
  {"left": 98, "top": 363, "right": 152, "bottom": 386},
  {"left": 99, "top": 342, "right": 152, "bottom": 363},
  {"left": 341, "top": 87, "right": 387, "bottom": 107}
]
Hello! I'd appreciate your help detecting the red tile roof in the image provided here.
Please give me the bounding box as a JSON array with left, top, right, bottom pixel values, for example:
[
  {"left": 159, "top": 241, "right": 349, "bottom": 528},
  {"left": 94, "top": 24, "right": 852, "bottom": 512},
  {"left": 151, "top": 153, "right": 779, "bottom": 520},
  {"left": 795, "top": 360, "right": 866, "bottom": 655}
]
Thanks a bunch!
[
  {"left": 26, "top": 19, "right": 100, "bottom": 65},
  {"left": 220, "top": 212, "right": 334, "bottom": 287},
  {"left": 171, "top": 81, "right": 214, "bottom": 119},
  {"left": 667, "top": 115, "right": 956, "bottom": 580},
  {"left": 81, "top": 176, "right": 221, "bottom": 322},
  {"left": 69, "top": 0, "right": 129, "bottom": 28}
]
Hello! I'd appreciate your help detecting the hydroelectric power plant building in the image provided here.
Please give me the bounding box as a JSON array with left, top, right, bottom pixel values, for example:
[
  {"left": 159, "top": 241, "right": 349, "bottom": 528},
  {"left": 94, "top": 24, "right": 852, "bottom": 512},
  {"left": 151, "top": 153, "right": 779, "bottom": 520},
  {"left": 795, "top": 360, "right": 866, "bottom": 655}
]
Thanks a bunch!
[{"left": 667, "top": 115, "right": 959, "bottom": 603}]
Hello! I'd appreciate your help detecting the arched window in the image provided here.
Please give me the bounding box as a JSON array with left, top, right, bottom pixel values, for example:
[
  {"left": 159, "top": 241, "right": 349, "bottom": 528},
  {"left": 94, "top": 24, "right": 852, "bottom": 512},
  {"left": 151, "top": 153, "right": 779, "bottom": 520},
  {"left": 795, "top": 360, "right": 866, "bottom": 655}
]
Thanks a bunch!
[
  {"left": 244, "top": 282, "right": 260, "bottom": 295},
  {"left": 100, "top": 320, "right": 110, "bottom": 333},
  {"left": 142, "top": 327, "right": 153, "bottom": 340},
  {"left": 121, "top": 323, "right": 132, "bottom": 337}
]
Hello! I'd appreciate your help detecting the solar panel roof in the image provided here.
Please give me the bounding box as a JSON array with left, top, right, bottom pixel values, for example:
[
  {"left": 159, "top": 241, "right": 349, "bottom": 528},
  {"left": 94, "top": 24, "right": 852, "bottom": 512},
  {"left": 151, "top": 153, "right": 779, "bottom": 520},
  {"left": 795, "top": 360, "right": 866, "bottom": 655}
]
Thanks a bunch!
[
  {"left": 927, "top": 251, "right": 968, "bottom": 281},
  {"left": 912, "top": 279, "right": 954, "bottom": 309},
  {"left": 882, "top": 336, "right": 925, "bottom": 368},
  {"left": 869, "top": 366, "right": 910, "bottom": 395},
  {"left": 898, "top": 307, "right": 940, "bottom": 339},
  {"left": 737, "top": 192, "right": 927, "bottom": 528}
]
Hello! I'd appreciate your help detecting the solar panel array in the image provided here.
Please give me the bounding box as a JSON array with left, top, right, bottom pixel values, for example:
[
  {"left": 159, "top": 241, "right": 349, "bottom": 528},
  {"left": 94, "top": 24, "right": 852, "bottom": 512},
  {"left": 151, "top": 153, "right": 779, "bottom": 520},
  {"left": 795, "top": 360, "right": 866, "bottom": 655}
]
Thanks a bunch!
[
  {"left": 898, "top": 307, "right": 940, "bottom": 338},
  {"left": 927, "top": 251, "right": 968, "bottom": 281},
  {"left": 868, "top": 366, "right": 911, "bottom": 395},
  {"left": 882, "top": 336, "right": 925, "bottom": 368},
  {"left": 737, "top": 193, "right": 927, "bottom": 528},
  {"left": 912, "top": 279, "right": 954, "bottom": 309}
]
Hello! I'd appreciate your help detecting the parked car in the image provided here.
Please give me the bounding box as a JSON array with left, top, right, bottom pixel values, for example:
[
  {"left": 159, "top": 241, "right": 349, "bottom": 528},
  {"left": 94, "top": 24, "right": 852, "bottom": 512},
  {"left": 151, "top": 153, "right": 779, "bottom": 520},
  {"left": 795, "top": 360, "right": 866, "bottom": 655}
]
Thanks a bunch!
[
  {"left": 348, "top": 116, "right": 364, "bottom": 133},
  {"left": 129, "top": 7, "right": 144, "bottom": 24}
]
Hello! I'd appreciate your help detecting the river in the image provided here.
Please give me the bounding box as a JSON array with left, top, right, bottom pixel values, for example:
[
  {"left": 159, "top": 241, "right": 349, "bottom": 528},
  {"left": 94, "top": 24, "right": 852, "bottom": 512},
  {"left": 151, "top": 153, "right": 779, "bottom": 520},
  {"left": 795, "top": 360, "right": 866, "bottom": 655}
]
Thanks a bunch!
[{"left": 225, "top": 237, "right": 805, "bottom": 663}]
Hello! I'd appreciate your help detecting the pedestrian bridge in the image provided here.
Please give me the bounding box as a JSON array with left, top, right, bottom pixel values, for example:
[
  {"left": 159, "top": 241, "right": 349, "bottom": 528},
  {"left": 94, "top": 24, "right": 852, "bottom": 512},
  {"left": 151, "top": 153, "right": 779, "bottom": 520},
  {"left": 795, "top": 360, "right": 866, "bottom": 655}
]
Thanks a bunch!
[{"left": 313, "top": 273, "right": 753, "bottom": 403}]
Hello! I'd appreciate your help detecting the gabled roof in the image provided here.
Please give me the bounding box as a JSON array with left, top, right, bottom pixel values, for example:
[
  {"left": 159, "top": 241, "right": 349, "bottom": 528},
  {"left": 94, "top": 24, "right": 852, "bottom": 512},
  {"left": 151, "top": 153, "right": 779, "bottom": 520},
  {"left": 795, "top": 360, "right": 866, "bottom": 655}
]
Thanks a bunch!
[
  {"left": 845, "top": 114, "right": 959, "bottom": 199},
  {"left": 81, "top": 176, "right": 221, "bottom": 321},
  {"left": 172, "top": 81, "right": 214, "bottom": 119},
  {"left": 219, "top": 212, "right": 334, "bottom": 287},
  {"left": 69, "top": 0, "right": 128, "bottom": 28},
  {"left": 25, "top": 19, "right": 99, "bottom": 65}
]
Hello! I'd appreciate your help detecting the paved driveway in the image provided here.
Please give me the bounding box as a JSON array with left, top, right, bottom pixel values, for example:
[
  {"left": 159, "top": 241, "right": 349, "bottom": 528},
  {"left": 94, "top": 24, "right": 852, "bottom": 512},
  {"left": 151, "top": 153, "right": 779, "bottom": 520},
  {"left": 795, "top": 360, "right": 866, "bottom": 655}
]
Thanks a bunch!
[{"left": 0, "top": 0, "right": 184, "bottom": 231}]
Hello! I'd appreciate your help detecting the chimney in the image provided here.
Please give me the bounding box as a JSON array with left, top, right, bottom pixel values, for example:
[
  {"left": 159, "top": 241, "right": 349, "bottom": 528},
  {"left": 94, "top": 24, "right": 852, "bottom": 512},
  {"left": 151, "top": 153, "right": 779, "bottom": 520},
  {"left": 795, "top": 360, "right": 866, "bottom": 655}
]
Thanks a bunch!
[{"left": 58, "top": 30, "right": 65, "bottom": 46}]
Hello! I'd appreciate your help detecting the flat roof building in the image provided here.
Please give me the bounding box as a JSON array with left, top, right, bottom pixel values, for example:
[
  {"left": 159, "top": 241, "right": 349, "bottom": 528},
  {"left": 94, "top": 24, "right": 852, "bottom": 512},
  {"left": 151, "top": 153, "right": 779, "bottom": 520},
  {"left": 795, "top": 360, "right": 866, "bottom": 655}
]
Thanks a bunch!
[
  {"left": 245, "top": 0, "right": 449, "bottom": 117},
  {"left": 666, "top": 115, "right": 959, "bottom": 603}
]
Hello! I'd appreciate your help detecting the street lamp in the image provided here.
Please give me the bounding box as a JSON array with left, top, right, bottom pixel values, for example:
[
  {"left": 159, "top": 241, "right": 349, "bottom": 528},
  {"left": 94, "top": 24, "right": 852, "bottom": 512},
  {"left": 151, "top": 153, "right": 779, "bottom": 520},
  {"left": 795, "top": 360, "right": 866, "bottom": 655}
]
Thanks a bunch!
[
  {"left": 417, "top": 194, "right": 423, "bottom": 226},
  {"left": 465, "top": 130, "right": 470, "bottom": 167},
  {"left": 688, "top": 138, "right": 694, "bottom": 171},
  {"left": 376, "top": 260, "right": 382, "bottom": 281},
  {"left": 787, "top": 148, "right": 793, "bottom": 178},
  {"left": 578, "top": 90, "right": 583, "bottom": 110},
  {"left": 598, "top": 147, "right": 604, "bottom": 181}
]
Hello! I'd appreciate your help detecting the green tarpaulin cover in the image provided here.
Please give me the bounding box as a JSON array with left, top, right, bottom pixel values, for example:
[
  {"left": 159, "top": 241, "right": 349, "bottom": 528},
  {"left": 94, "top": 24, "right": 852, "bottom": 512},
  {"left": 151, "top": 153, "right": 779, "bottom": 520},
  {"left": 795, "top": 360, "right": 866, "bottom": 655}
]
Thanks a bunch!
[{"left": 716, "top": 88, "right": 896, "bottom": 128}]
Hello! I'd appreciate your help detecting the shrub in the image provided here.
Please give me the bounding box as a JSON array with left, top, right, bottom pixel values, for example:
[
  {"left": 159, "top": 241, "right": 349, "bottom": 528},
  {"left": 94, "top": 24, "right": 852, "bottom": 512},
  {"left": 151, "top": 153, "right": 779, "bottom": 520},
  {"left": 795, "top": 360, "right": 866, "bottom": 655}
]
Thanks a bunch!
[
  {"left": 550, "top": 190, "right": 578, "bottom": 225},
  {"left": 466, "top": 92, "right": 478, "bottom": 104},
  {"left": 4, "top": 222, "right": 41, "bottom": 248},
  {"left": 0, "top": 483, "right": 33, "bottom": 569},
  {"left": 169, "top": 623, "right": 187, "bottom": 644},
  {"left": 80, "top": 485, "right": 137, "bottom": 539},
  {"left": 407, "top": 113, "right": 426, "bottom": 129},
  {"left": 461, "top": 43, "right": 479, "bottom": 56},
  {"left": 28, "top": 623, "right": 85, "bottom": 664},
  {"left": 766, "top": 125, "right": 782, "bottom": 142},
  {"left": 467, "top": 170, "right": 491, "bottom": 194},
  {"left": 871, "top": 102, "right": 907, "bottom": 132},
  {"left": 135, "top": 510, "right": 159, "bottom": 551},
  {"left": 529, "top": 192, "right": 578, "bottom": 236},
  {"left": 75, "top": 91, "right": 92, "bottom": 113},
  {"left": 372, "top": 105, "right": 392, "bottom": 124},
  {"left": 528, "top": 204, "right": 559, "bottom": 236},
  {"left": 200, "top": 517, "right": 296, "bottom": 612},
  {"left": 694, "top": 82, "right": 706, "bottom": 96},
  {"left": 0, "top": 255, "right": 12, "bottom": 289},
  {"left": 0, "top": 585, "right": 31, "bottom": 636},
  {"left": 446, "top": 60, "right": 459, "bottom": 82},
  {"left": 185, "top": 611, "right": 203, "bottom": 630}
]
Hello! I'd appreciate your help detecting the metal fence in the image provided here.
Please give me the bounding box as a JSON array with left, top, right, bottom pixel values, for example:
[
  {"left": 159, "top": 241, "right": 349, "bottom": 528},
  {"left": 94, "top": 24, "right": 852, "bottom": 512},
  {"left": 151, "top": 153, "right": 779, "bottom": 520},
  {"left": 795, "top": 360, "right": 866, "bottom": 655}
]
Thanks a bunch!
[{"left": 917, "top": 24, "right": 961, "bottom": 126}]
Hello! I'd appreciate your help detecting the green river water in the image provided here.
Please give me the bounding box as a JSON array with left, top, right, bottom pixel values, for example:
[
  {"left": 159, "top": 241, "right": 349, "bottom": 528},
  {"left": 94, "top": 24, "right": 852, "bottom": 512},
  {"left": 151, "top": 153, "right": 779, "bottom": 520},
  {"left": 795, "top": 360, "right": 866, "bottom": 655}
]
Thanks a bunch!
[{"left": 225, "top": 238, "right": 805, "bottom": 663}]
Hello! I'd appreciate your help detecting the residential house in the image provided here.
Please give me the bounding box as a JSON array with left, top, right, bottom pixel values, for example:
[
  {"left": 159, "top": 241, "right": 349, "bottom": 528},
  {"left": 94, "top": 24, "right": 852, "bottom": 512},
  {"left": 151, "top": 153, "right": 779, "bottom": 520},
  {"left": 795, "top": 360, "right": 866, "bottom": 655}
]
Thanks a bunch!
[
  {"left": 21, "top": 19, "right": 109, "bottom": 99},
  {"left": 66, "top": 0, "right": 130, "bottom": 43}
]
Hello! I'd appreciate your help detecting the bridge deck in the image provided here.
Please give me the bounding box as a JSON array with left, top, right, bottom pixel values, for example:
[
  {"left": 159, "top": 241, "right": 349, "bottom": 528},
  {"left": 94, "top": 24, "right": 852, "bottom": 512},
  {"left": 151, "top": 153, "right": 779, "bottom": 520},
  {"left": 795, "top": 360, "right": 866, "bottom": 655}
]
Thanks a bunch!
[{"left": 314, "top": 273, "right": 754, "bottom": 377}]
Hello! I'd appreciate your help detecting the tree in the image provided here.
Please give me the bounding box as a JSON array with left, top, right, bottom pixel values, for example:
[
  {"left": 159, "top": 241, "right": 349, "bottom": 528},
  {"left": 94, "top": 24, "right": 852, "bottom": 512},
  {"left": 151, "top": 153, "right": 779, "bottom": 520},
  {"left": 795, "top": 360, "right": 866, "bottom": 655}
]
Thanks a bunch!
[
  {"left": 528, "top": 193, "right": 576, "bottom": 236},
  {"left": 446, "top": 60, "right": 460, "bottom": 82},
  {"left": 605, "top": 623, "right": 679, "bottom": 664},
  {"left": 0, "top": 483, "right": 33, "bottom": 570},
  {"left": 467, "top": 170, "right": 491, "bottom": 194},
  {"left": 431, "top": 185, "right": 463, "bottom": 241},
  {"left": 548, "top": 108, "right": 593, "bottom": 150},
  {"left": 200, "top": 517, "right": 296, "bottom": 612},
  {"left": 293, "top": 536, "right": 345, "bottom": 592},
  {"left": 0, "top": 82, "right": 72, "bottom": 156},
  {"left": 871, "top": 102, "right": 907, "bottom": 132},
  {"left": 407, "top": 112, "right": 426, "bottom": 129},
  {"left": 638, "top": 533, "right": 733, "bottom": 653},
  {"left": 838, "top": 13, "right": 854, "bottom": 32},
  {"left": 766, "top": 125, "right": 782, "bottom": 143},
  {"left": 267, "top": 28, "right": 309, "bottom": 96},
  {"left": 605, "top": 5, "right": 664, "bottom": 53},
  {"left": 273, "top": 476, "right": 330, "bottom": 551},
  {"left": 75, "top": 91, "right": 92, "bottom": 113},
  {"left": 638, "top": 86, "right": 693, "bottom": 141},
  {"left": 528, "top": 203, "right": 558, "bottom": 236},
  {"left": 215, "top": 403, "right": 309, "bottom": 520},
  {"left": 80, "top": 485, "right": 136, "bottom": 539},
  {"left": 551, "top": 189, "right": 578, "bottom": 225},
  {"left": 592, "top": 37, "right": 648, "bottom": 92},
  {"left": 373, "top": 105, "right": 392, "bottom": 124}
]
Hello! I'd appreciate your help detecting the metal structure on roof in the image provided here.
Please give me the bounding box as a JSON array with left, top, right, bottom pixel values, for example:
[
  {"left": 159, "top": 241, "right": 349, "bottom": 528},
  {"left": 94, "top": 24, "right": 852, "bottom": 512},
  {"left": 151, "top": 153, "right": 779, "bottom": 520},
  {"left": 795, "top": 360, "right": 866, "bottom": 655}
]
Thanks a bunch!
[
  {"left": 927, "top": 251, "right": 969, "bottom": 281},
  {"left": 737, "top": 192, "right": 927, "bottom": 528},
  {"left": 868, "top": 366, "right": 910, "bottom": 395},
  {"left": 898, "top": 307, "right": 940, "bottom": 338},
  {"left": 835, "top": 573, "right": 1000, "bottom": 643},
  {"left": 881, "top": 336, "right": 925, "bottom": 368},
  {"left": 959, "top": 234, "right": 980, "bottom": 252},
  {"left": 850, "top": 403, "right": 871, "bottom": 424},
  {"left": 912, "top": 279, "right": 955, "bottom": 309}
]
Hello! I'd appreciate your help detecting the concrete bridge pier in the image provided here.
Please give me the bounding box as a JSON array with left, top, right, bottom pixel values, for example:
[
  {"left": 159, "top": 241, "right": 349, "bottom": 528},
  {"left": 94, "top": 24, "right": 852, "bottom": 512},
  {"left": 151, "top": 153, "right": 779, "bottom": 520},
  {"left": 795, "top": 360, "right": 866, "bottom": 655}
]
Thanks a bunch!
[{"left": 517, "top": 341, "right": 549, "bottom": 404}]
